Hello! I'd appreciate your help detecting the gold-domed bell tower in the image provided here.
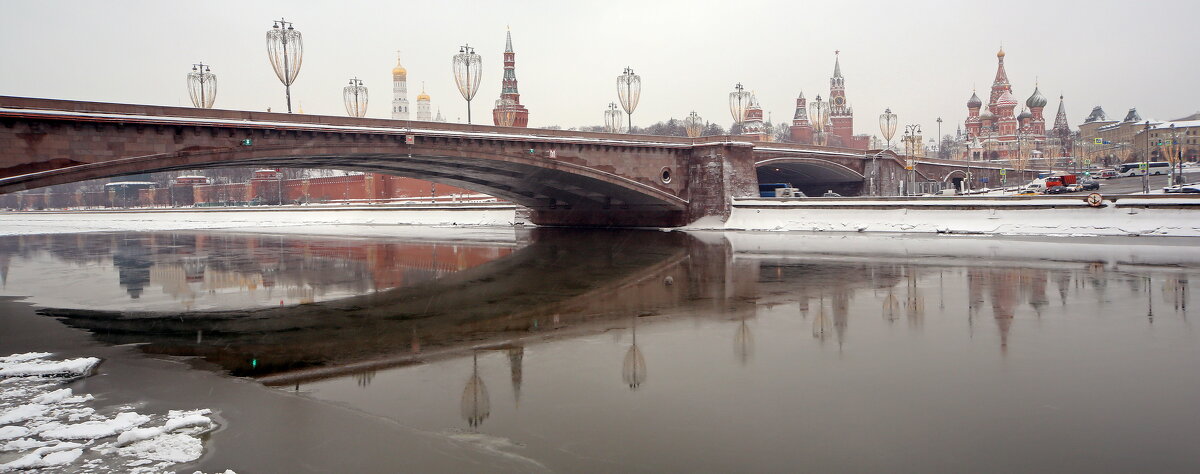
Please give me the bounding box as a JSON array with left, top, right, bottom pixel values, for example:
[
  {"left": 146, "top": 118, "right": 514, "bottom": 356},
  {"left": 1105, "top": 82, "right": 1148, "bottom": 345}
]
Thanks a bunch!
[{"left": 391, "top": 52, "right": 409, "bottom": 120}]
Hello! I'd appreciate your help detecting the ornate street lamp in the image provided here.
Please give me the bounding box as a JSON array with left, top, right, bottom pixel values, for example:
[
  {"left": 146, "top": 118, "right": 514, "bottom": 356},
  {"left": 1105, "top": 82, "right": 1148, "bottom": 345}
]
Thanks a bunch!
[
  {"left": 186, "top": 63, "right": 217, "bottom": 109},
  {"left": 877, "top": 108, "right": 898, "bottom": 195},
  {"left": 684, "top": 111, "right": 704, "bottom": 138},
  {"left": 452, "top": 45, "right": 482, "bottom": 124},
  {"left": 903, "top": 124, "right": 921, "bottom": 195},
  {"left": 604, "top": 102, "right": 624, "bottom": 133},
  {"left": 729, "top": 82, "right": 752, "bottom": 125},
  {"left": 936, "top": 117, "right": 943, "bottom": 158},
  {"left": 809, "top": 95, "right": 829, "bottom": 146},
  {"left": 494, "top": 97, "right": 517, "bottom": 127},
  {"left": 879, "top": 108, "right": 898, "bottom": 151},
  {"left": 266, "top": 18, "right": 303, "bottom": 113},
  {"left": 342, "top": 77, "right": 368, "bottom": 118},
  {"left": 460, "top": 352, "right": 490, "bottom": 429},
  {"left": 622, "top": 317, "right": 646, "bottom": 390},
  {"left": 616, "top": 67, "right": 640, "bottom": 133}
]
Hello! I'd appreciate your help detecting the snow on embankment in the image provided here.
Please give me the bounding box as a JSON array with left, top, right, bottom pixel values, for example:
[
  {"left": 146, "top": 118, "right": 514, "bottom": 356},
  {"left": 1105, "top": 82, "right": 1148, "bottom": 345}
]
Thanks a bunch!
[
  {"left": 0, "top": 353, "right": 225, "bottom": 473},
  {"left": 0, "top": 204, "right": 518, "bottom": 236},
  {"left": 715, "top": 196, "right": 1200, "bottom": 237}
]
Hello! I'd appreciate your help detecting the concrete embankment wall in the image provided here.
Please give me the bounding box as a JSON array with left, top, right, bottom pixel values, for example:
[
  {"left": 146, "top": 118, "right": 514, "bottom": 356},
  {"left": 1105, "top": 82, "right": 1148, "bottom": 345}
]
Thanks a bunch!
[{"left": 720, "top": 195, "right": 1200, "bottom": 237}]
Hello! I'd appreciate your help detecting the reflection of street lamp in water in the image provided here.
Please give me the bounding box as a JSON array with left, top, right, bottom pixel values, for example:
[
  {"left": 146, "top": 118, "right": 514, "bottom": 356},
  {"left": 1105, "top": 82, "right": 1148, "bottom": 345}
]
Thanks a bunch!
[
  {"left": 734, "top": 314, "right": 753, "bottom": 365},
  {"left": 460, "top": 352, "right": 490, "bottom": 429},
  {"left": 812, "top": 295, "right": 831, "bottom": 341},
  {"left": 622, "top": 317, "right": 646, "bottom": 390}
]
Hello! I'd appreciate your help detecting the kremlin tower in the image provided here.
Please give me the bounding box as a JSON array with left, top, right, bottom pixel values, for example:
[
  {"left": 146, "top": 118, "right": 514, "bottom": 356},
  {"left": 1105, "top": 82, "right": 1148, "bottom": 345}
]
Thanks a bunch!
[
  {"left": 416, "top": 84, "right": 432, "bottom": 121},
  {"left": 492, "top": 28, "right": 529, "bottom": 127},
  {"left": 741, "top": 93, "right": 768, "bottom": 141},
  {"left": 391, "top": 52, "right": 409, "bottom": 120},
  {"left": 790, "top": 92, "right": 814, "bottom": 143},
  {"left": 788, "top": 52, "right": 868, "bottom": 148}
]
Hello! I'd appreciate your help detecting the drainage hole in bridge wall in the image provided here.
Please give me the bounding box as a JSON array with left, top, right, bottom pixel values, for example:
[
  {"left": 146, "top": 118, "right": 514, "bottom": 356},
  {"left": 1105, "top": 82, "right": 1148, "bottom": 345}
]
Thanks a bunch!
[{"left": 660, "top": 167, "right": 672, "bottom": 184}]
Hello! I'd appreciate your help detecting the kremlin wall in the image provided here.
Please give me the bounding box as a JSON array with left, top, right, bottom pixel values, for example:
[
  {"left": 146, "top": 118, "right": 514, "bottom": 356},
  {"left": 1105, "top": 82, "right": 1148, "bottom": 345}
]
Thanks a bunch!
[{"left": 0, "top": 172, "right": 487, "bottom": 210}]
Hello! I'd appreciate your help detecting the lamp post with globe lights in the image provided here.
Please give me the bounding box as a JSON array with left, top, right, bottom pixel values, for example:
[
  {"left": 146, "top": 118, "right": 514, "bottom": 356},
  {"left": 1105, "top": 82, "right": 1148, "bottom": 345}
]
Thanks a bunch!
[
  {"left": 684, "top": 111, "right": 704, "bottom": 138},
  {"left": 903, "top": 124, "right": 921, "bottom": 195},
  {"left": 878, "top": 108, "right": 898, "bottom": 195},
  {"left": 604, "top": 102, "right": 624, "bottom": 133},
  {"left": 187, "top": 63, "right": 216, "bottom": 109},
  {"left": 729, "top": 82, "right": 752, "bottom": 127},
  {"left": 616, "top": 67, "right": 641, "bottom": 133},
  {"left": 494, "top": 98, "right": 518, "bottom": 127},
  {"left": 809, "top": 95, "right": 829, "bottom": 146},
  {"left": 343, "top": 77, "right": 368, "bottom": 118},
  {"left": 452, "top": 45, "right": 482, "bottom": 124},
  {"left": 266, "top": 19, "right": 303, "bottom": 113}
]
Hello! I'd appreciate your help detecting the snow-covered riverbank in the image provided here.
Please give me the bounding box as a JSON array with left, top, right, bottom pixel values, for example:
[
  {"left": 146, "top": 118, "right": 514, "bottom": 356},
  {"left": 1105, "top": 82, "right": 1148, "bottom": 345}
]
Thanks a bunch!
[
  {"left": 0, "top": 203, "right": 519, "bottom": 236},
  {"left": 712, "top": 196, "right": 1200, "bottom": 237}
]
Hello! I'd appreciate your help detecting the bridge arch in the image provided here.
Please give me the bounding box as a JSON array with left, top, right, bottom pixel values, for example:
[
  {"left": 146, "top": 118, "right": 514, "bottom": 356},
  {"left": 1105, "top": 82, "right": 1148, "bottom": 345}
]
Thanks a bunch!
[
  {"left": 754, "top": 156, "right": 865, "bottom": 196},
  {"left": 4, "top": 143, "right": 689, "bottom": 216}
]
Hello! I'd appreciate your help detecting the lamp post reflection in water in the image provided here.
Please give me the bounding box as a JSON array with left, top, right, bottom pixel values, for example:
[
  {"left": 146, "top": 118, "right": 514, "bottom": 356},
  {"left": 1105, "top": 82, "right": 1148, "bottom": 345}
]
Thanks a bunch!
[
  {"left": 734, "top": 314, "right": 753, "bottom": 366},
  {"left": 461, "top": 352, "right": 490, "bottom": 429},
  {"left": 812, "top": 295, "right": 831, "bottom": 341},
  {"left": 622, "top": 317, "right": 646, "bottom": 390}
]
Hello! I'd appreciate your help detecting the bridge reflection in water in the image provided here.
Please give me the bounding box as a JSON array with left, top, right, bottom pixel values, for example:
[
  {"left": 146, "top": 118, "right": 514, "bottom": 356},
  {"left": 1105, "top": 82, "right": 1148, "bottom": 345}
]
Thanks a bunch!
[
  {"left": 9, "top": 230, "right": 1188, "bottom": 385},
  {"left": 5, "top": 230, "right": 1198, "bottom": 470}
]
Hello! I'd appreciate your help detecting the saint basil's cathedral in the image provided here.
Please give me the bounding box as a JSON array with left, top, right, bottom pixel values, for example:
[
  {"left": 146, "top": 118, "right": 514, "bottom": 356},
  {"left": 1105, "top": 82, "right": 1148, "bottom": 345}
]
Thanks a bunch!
[{"left": 962, "top": 48, "right": 1072, "bottom": 161}]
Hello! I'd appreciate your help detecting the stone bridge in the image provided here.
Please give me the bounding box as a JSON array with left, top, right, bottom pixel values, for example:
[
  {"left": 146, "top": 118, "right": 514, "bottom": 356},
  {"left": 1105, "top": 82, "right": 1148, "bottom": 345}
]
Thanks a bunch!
[{"left": 0, "top": 96, "right": 1007, "bottom": 226}]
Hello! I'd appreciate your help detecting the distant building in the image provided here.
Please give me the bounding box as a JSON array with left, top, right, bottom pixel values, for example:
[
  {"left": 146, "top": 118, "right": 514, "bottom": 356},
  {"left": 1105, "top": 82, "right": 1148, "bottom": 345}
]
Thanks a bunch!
[
  {"left": 962, "top": 48, "right": 1060, "bottom": 163},
  {"left": 391, "top": 52, "right": 409, "bottom": 120},
  {"left": 741, "top": 93, "right": 768, "bottom": 141},
  {"left": 788, "top": 52, "right": 869, "bottom": 149},
  {"left": 827, "top": 52, "right": 870, "bottom": 149},
  {"left": 789, "top": 92, "right": 813, "bottom": 143},
  {"left": 416, "top": 85, "right": 432, "bottom": 121},
  {"left": 491, "top": 28, "right": 529, "bottom": 127}
]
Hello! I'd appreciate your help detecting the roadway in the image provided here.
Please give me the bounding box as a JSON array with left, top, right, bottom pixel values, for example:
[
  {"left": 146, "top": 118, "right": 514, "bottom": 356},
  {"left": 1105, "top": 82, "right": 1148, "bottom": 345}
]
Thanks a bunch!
[{"left": 1090, "top": 170, "right": 1200, "bottom": 194}]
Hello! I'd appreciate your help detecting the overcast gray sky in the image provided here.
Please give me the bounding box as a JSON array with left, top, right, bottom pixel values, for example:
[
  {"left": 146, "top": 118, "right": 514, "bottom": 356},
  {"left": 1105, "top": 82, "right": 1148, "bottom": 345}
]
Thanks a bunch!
[{"left": 2, "top": 0, "right": 1196, "bottom": 138}]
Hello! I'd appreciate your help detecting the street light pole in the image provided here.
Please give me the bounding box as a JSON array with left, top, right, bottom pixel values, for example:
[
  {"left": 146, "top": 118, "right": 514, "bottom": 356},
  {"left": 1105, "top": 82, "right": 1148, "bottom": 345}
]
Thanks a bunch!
[
  {"left": 452, "top": 45, "right": 482, "bottom": 124},
  {"left": 904, "top": 124, "right": 920, "bottom": 195},
  {"left": 936, "top": 117, "right": 943, "bottom": 159},
  {"left": 266, "top": 19, "right": 303, "bottom": 113},
  {"left": 1143, "top": 120, "right": 1151, "bottom": 194},
  {"left": 879, "top": 108, "right": 898, "bottom": 196}
]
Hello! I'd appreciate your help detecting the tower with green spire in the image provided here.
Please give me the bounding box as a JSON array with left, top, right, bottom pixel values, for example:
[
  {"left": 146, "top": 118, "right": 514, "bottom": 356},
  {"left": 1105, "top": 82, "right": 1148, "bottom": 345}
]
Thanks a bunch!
[{"left": 492, "top": 27, "right": 529, "bottom": 127}]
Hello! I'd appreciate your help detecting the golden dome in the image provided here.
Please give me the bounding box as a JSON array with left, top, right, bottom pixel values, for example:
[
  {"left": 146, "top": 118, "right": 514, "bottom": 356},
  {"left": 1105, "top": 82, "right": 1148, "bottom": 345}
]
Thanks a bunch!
[
  {"left": 417, "top": 90, "right": 430, "bottom": 101},
  {"left": 997, "top": 47, "right": 1006, "bottom": 58},
  {"left": 392, "top": 65, "right": 407, "bottom": 77}
]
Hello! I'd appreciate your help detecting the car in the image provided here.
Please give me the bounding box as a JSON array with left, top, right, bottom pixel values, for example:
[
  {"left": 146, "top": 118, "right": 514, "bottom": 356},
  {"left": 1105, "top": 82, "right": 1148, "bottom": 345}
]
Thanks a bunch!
[
  {"left": 1044, "top": 185, "right": 1068, "bottom": 194},
  {"left": 1163, "top": 184, "right": 1200, "bottom": 194},
  {"left": 821, "top": 190, "right": 842, "bottom": 197},
  {"left": 1064, "top": 184, "right": 1083, "bottom": 192},
  {"left": 1079, "top": 179, "right": 1100, "bottom": 191},
  {"left": 1097, "top": 170, "right": 1118, "bottom": 179}
]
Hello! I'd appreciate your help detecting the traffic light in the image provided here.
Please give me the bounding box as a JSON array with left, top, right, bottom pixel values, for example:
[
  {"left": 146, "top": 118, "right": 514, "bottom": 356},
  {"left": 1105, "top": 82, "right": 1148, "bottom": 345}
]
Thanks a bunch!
[{"left": 241, "top": 138, "right": 253, "bottom": 146}]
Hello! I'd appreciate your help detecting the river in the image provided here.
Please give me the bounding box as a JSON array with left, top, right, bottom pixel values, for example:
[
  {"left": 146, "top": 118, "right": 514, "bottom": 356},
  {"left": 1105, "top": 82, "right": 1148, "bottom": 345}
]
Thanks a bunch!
[{"left": 1, "top": 228, "right": 1198, "bottom": 472}]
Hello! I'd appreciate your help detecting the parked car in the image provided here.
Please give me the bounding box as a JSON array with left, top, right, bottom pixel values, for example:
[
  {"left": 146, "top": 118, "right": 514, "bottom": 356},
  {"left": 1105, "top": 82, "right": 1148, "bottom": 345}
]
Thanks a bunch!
[
  {"left": 1044, "top": 185, "right": 1068, "bottom": 194},
  {"left": 1079, "top": 179, "right": 1100, "bottom": 191}
]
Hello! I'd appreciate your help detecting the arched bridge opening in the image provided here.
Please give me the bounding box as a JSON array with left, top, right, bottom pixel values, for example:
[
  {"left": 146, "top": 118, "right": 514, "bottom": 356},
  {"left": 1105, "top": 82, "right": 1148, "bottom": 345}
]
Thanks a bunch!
[
  {"left": 754, "top": 157, "right": 865, "bottom": 197},
  {"left": 3, "top": 145, "right": 691, "bottom": 227}
]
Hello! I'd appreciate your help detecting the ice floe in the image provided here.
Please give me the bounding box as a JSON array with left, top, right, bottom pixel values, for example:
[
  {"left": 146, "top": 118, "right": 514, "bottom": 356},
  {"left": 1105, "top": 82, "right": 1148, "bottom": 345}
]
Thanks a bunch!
[{"left": 0, "top": 352, "right": 224, "bottom": 473}]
